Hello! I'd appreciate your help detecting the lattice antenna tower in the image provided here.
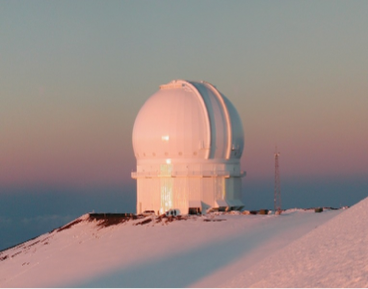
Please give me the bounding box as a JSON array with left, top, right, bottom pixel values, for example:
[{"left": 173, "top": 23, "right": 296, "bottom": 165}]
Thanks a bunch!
[{"left": 274, "top": 147, "right": 282, "bottom": 215}]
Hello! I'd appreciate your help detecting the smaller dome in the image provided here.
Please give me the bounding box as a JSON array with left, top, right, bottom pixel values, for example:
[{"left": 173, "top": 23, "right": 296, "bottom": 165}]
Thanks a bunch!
[{"left": 132, "top": 80, "right": 244, "bottom": 162}]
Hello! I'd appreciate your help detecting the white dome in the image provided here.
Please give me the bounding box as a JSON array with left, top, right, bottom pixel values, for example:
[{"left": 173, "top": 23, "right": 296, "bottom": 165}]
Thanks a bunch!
[
  {"left": 132, "top": 80, "right": 244, "bottom": 162},
  {"left": 132, "top": 80, "right": 246, "bottom": 215}
]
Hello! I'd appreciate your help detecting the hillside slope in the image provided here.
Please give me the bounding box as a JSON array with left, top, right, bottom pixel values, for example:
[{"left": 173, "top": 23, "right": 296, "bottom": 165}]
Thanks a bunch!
[
  {"left": 0, "top": 205, "right": 357, "bottom": 287},
  {"left": 228, "top": 197, "right": 368, "bottom": 288}
]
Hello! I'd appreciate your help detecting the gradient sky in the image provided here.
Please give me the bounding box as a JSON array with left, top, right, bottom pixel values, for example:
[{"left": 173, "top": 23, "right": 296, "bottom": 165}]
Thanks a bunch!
[{"left": 1, "top": 1, "right": 367, "bottom": 249}]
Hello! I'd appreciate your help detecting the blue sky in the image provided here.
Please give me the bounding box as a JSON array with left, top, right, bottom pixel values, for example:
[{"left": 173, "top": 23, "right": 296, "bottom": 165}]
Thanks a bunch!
[{"left": 1, "top": 0, "right": 367, "bottom": 250}]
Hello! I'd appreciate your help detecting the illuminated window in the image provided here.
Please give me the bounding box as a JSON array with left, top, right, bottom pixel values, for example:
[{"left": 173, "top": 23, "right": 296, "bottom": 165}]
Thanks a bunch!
[{"left": 161, "top": 135, "right": 169, "bottom": 141}]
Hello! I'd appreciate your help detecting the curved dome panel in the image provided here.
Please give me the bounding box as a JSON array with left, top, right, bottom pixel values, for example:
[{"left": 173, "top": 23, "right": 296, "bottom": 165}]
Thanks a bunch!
[
  {"left": 132, "top": 80, "right": 244, "bottom": 161},
  {"left": 223, "top": 94, "right": 244, "bottom": 159}
]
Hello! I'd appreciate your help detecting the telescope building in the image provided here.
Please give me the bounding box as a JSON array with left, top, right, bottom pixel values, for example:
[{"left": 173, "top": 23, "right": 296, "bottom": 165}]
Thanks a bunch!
[{"left": 132, "top": 80, "right": 245, "bottom": 215}]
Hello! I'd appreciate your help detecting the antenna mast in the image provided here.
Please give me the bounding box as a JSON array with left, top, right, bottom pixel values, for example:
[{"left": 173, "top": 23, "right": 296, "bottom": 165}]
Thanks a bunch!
[{"left": 274, "top": 147, "right": 282, "bottom": 214}]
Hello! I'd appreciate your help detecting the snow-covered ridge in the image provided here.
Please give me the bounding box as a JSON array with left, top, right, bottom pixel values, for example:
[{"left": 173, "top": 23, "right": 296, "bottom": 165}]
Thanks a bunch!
[
  {"left": 0, "top": 206, "right": 345, "bottom": 255},
  {"left": 0, "top": 211, "right": 231, "bottom": 270},
  {"left": 231, "top": 196, "right": 368, "bottom": 288},
  {"left": 0, "top": 201, "right": 366, "bottom": 287}
]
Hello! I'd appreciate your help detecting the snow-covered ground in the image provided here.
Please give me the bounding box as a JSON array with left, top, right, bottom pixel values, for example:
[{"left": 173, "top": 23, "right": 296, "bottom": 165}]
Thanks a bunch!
[{"left": 0, "top": 198, "right": 367, "bottom": 287}]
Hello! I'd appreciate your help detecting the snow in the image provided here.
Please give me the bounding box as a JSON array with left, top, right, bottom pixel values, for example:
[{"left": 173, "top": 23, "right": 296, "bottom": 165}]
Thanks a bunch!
[
  {"left": 0, "top": 199, "right": 367, "bottom": 287},
  {"left": 228, "top": 198, "right": 368, "bottom": 288}
]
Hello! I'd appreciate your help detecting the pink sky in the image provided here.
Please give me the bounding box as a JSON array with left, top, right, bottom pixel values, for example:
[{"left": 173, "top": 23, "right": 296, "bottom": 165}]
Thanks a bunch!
[{"left": 1, "top": 1, "right": 367, "bottom": 189}]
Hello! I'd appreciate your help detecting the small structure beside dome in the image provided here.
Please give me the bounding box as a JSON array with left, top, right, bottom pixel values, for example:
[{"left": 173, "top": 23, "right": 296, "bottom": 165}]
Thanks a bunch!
[{"left": 132, "top": 80, "right": 245, "bottom": 215}]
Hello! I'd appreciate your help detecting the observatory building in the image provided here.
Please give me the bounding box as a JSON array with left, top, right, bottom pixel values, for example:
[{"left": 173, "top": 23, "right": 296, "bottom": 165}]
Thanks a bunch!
[{"left": 132, "top": 80, "right": 245, "bottom": 215}]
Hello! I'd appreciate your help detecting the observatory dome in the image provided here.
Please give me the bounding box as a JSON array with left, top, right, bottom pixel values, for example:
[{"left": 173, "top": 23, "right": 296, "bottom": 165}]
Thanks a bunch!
[{"left": 132, "top": 80, "right": 244, "bottom": 162}]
